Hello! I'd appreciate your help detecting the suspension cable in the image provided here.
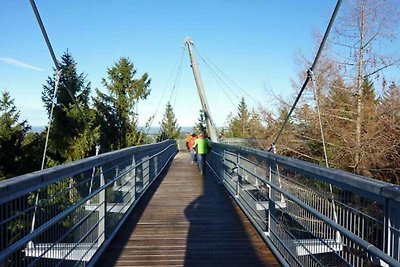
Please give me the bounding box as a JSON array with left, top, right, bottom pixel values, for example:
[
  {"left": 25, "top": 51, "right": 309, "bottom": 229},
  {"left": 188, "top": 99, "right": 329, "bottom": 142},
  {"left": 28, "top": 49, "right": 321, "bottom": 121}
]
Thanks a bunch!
[
  {"left": 29, "top": 0, "right": 97, "bottom": 147},
  {"left": 309, "top": 70, "right": 329, "bottom": 168},
  {"left": 135, "top": 46, "right": 187, "bottom": 145},
  {"left": 194, "top": 47, "right": 269, "bottom": 149},
  {"left": 194, "top": 46, "right": 264, "bottom": 107},
  {"left": 28, "top": 0, "right": 99, "bottom": 236},
  {"left": 30, "top": 69, "right": 62, "bottom": 236},
  {"left": 40, "top": 70, "right": 61, "bottom": 170},
  {"left": 168, "top": 48, "right": 185, "bottom": 104},
  {"left": 197, "top": 55, "right": 237, "bottom": 108},
  {"left": 194, "top": 46, "right": 241, "bottom": 101},
  {"left": 309, "top": 70, "right": 341, "bottom": 243},
  {"left": 269, "top": 0, "right": 343, "bottom": 151}
]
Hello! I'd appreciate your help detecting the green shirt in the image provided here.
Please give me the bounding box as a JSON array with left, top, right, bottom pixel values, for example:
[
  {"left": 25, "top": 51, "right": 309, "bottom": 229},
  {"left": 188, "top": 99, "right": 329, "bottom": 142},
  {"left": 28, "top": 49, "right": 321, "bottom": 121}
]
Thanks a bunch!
[{"left": 193, "top": 138, "right": 209, "bottom": 154}]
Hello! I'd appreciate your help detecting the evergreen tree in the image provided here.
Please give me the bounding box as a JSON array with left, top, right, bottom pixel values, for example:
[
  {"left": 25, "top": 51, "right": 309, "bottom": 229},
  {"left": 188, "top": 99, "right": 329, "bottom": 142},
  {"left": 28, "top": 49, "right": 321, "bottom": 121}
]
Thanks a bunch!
[
  {"left": 0, "top": 91, "right": 30, "bottom": 180},
  {"left": 227, "top": 97, "right": 250, "bottom": 138},
  {"left": 157, "top": 102, "right": 181, "bottom": 141},
  {"left": 21, "top": 131, "right": 46, "bottom": 173},
  {"left": 96, "top": 57, "right": 151, "bottom": 150},
  {"left": 225, "top": 97, "right": 265, "bottom": 148},
  {"left": 194, "top": 109, "right": 206, "bottom": 134},
  {"left": 93, "top": 90, "right": 119, "bottom": 151},
  {"left": 42, "top": 51, "right": 97, "bottom": 165}
]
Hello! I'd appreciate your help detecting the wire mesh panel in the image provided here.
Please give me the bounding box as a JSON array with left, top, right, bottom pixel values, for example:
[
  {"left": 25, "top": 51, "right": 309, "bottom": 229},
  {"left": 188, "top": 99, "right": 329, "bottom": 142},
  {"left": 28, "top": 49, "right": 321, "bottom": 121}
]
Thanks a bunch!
[
  {"left": 207, "top": 143, "right": 400, "bottom": 267},
  {"left": 0, "top": 140, "right": 176, "bottom": 267}
]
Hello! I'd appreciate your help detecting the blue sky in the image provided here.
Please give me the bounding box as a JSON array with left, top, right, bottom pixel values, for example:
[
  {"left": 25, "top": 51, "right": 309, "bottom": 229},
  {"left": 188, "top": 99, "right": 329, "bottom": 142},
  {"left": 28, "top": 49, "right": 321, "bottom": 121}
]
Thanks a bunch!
[{"left": 1, "top": 1, "right": 339, "bottom": 127}]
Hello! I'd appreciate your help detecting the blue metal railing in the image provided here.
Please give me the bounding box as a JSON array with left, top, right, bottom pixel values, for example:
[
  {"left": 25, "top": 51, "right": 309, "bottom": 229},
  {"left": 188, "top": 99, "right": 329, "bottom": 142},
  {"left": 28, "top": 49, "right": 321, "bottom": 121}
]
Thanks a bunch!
[
  {"left": 0, "top": 140, "right": 176, "bottom": 267},
  {"left": 207, "top": 142, "right": 400, "bottom": 267}
]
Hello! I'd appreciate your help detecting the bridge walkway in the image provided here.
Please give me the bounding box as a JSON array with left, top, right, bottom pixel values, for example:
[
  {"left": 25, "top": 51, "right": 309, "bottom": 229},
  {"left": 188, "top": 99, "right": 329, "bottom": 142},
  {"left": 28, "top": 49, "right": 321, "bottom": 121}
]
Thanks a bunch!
[{"left": 97, "top": 152, "right": 279, "bottom": 266}]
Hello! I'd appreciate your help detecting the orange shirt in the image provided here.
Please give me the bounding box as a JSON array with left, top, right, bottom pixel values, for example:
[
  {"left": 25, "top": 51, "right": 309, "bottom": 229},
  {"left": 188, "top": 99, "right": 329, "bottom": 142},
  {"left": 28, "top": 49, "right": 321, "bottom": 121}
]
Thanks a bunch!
[{"left": 188, "top": 137, "right": 197, "bottom": 150}]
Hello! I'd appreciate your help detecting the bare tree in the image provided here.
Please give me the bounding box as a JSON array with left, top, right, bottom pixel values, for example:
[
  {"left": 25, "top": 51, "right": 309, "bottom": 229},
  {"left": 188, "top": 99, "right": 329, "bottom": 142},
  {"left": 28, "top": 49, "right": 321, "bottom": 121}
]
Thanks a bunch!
[{"left": 330, "top": 0, "right": 400, "bottom": 174}]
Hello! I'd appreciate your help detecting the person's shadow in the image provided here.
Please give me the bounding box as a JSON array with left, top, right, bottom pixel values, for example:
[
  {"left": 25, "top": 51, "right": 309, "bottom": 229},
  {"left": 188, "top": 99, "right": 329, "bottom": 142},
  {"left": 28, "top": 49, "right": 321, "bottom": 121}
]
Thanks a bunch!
[{"left": 184, "top": 167, "right": 268, "bottom": 266}]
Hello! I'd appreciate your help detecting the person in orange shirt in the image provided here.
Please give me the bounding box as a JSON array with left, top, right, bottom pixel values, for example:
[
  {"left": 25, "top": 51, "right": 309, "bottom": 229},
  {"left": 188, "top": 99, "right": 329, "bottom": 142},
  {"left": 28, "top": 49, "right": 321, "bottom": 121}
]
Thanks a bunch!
[
  {"left": 188, "top": 133, "right": 197, "bottom": 164},
  {"left": 185, "top": 132, "right": 191, "bottom": 151}
]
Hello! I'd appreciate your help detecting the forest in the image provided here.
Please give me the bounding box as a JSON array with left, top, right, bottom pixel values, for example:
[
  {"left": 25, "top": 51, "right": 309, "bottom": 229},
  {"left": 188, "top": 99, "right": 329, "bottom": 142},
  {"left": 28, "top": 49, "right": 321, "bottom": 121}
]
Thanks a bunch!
[{"left": 1, "top": 0, "right": 399, "bottom": 185}]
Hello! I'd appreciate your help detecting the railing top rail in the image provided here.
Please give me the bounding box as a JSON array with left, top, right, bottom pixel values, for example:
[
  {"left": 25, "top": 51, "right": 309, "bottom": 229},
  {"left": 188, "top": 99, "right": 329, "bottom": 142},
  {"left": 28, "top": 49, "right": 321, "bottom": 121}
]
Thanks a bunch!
[
  {"left": 0, "top": 140, "right": 174, "bottom": 204},
  {"left": 212, "top": 142, "right": 400, "bottom": 202}
]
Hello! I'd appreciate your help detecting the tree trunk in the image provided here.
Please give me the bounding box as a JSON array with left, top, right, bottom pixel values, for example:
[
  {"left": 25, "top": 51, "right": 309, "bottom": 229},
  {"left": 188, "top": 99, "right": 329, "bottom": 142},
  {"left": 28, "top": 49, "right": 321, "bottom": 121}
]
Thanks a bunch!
[{"left": 355, "top": 2, "right": 366, "bottom": 174}]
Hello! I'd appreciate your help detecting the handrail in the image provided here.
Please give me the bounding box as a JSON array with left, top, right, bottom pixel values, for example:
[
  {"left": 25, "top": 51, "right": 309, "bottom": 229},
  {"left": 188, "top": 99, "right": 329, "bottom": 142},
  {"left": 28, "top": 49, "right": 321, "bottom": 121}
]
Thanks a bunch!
[
  {"left": 0, "top": 140, "right": 172, "bottom": 204},
  {"left": 207, "top": 142, "right": 400, "bottom": 267},
  {"left": 214, "top": 142, "right": 400, "bottom": 201},
  {"left": 0, "top": 140, "right": 177, "bottom": 266}
]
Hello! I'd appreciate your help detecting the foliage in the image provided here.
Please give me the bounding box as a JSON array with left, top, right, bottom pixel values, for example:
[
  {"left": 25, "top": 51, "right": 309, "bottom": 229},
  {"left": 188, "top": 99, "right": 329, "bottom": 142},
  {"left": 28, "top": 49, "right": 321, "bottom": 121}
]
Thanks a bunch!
[
  {"left": 95, "top": 57, "right": 151, "bottom": 151},
  {"left": 42, "top": 51, "right": 98, "bottom": 165},
  {"left": 226, "top": 97, "right": 264, "bottom": 139},
  {"left": 194, "top": 109, "right": 206, "bottom": 134},
  {"left": 157, "top": 102, "right": 181, "bottom": 141},
  {"left": 0, "top": 91, "right": 31, "bottom": 180}
]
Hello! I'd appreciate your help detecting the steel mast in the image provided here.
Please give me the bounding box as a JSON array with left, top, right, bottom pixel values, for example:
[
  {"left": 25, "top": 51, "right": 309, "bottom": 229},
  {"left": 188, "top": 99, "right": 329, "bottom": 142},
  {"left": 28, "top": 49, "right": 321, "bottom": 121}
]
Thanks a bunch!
[{"left": 184, "top": 37, "right": 218, "bottom": 142}]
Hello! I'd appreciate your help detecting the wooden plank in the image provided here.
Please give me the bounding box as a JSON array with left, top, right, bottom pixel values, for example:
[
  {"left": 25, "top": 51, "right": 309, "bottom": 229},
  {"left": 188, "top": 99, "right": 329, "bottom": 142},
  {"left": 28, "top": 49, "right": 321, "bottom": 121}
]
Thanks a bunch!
[{"left": 97, "top": 152, "right": 280, "bottom": 266}]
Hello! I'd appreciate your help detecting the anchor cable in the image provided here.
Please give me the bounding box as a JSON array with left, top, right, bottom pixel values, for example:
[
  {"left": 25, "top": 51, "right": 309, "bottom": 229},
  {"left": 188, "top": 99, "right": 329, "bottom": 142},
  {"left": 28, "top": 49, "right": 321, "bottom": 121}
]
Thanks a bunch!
[
  {"left": 29, "top": 0, "right": 97, "bottom": 149},
  {"left": 269, "top": 0, "right": 343, "bottom": 151}
]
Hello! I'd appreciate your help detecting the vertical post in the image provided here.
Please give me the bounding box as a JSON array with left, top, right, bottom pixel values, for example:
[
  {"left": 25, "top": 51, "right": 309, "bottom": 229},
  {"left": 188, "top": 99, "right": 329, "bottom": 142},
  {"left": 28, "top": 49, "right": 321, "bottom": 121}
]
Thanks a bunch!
[
  {"left": 98, "top": 167, "right": 106, "bottom": 245},
  {"left": 143, "top": 156, "right": 150, "bottom": 186},
  {"left": 136, "top": 156, "right": 144, "bottom": 198},
  {"left": 184, "top": 37, "right": 218, "bottom": 142},
  {"left": 235, "top": 153, "right": 240, "bottom": 198},
  {"left": 129, "top": 155, "right": 136, "bottom": 205},
  {"left": 383, "top": 186, "right": 400, "bottom": 261},
  {"left": 114, "top": 166, "right": 119, "bottom": 187},
  {"left": 254, "top": 166, "right": 258, "bottom": 187},
  {"left": 268, "top": 161, "right": 278, "bottom": 236},
  {"left": 153, "top": 154, "right": 158, "bottom": 181},
  {"left": 222, "top": 150, "right": 226, "bottom": 183}
]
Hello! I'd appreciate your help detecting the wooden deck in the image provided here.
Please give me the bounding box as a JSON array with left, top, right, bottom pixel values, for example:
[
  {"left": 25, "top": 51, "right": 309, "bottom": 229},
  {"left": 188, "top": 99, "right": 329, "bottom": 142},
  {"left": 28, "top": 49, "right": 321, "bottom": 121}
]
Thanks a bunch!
[{"left": 97, "top": 152, "right": 280, "bottom": 266}]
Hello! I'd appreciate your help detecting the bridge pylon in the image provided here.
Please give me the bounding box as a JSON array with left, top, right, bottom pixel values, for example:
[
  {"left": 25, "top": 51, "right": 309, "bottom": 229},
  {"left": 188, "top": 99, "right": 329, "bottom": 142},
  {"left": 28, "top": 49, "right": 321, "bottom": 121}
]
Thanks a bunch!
[{"left": 184, "top": 37, "right": 218, "bottom": 142}]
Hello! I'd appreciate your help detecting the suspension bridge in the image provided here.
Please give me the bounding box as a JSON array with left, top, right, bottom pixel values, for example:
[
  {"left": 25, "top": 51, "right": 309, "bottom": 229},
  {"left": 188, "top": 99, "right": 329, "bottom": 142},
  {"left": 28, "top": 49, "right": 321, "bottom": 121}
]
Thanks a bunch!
[{"left": 1, "top": 0, "right": 400, "bottom": 266}]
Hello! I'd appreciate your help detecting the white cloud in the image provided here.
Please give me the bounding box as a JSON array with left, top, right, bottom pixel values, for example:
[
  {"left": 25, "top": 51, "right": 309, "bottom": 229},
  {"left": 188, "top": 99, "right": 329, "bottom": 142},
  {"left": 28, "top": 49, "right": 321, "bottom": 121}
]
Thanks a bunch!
[{"left": 0, "top": 57, "right": 44, "bottom": 72}]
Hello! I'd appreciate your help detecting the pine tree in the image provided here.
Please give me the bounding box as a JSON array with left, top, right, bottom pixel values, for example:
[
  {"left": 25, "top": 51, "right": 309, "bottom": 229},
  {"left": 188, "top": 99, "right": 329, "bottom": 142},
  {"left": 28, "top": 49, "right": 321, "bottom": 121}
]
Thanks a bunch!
[
  {"left": 93, "top": 90, "right": 119, "bottom": 151},
  {"left": 194, "top": 110, "right": 206, "bottom": 134},
  {"left": 157, "top": 102, "right": 181, "bottom": 141},
  {"left": 0, "top": 91, "right": 30, "bottom": 180},
  {"left": 97, "top": 57, "right": 151, "bottom": 150},
  {"left": 42, "top": 51, "right": 97, "bottom": 164},
  {"left": 227, "top": 97, "right": 251, "bottom": 138}
]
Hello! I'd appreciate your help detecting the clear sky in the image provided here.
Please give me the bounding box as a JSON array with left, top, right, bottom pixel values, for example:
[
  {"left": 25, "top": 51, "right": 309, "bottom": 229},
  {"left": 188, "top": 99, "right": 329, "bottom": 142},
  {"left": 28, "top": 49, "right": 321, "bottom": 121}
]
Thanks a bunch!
[{"left": 1, "top": 1, "right": 339, "bottom": 128}]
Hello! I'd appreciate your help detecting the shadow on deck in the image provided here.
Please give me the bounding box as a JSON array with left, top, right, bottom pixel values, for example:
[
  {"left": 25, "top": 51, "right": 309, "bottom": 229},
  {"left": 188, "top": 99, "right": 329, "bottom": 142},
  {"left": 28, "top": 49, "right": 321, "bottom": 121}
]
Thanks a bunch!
[{"left": 97, "top": 152, "right": 279, "bottom": 266}]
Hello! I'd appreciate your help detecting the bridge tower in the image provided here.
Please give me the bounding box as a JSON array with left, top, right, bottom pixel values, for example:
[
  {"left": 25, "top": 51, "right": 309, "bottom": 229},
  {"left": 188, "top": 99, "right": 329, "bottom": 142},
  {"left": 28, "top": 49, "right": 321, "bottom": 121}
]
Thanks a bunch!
[{"left": 184, "top": 37, "right": 218, "bottom": 142}]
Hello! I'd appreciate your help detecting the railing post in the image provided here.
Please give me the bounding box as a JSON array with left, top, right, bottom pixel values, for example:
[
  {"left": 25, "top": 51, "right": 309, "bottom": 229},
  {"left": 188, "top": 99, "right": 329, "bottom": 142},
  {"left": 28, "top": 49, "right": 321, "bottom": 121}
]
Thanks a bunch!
[
  {"left": 131, "top": 155, "right": 136, "bottom": 179},
  {"left": 152, "top": 152, "right": 158, "bottom": 181},
  {"left": 268, "top": 162, "right": 277, "bottom": 236},
  {"left": 136, "top": 156, "right": 143, "bottom": 198},
  {"left": 98, "top": 167, "right": 106, "bottom": 245},
  {"left": 129, "top": 155, "right": 136, "bottom": 205},
  {"left": 235, "top": 153, "right": 240, "bottom": 198},
  {"left": 254, "top": 166, "right": 258, "bottom": 187},
  {"left": 222, "top": 150, "right": 226, "bottom": 183},
  {"left": 383, "top": 186, "right": 400, "bottom": 261},
  {"left": 144, "top": 156, "right": 149, "bottom": 186},
  {"left": 114, "top": 166, "right": 119, "bottom": 187}
]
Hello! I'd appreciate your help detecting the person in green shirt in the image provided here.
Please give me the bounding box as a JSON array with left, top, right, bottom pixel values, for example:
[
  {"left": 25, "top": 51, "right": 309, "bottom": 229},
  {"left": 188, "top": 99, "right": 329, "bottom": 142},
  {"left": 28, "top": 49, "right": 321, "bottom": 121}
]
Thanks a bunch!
[{"left": 192, "top": 133, "right": 210, "bottom": 175}]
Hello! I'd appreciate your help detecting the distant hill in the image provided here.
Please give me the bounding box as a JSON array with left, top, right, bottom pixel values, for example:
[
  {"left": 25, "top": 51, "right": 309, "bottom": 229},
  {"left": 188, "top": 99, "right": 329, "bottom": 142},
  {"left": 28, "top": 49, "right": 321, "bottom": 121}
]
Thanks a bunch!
[
  {"left": 140, "top": 126, "right": 194, "bottom": 135},
  {"left": 31, "top": 126, "right": 45, "bottom": 133},
  {"left": 31, "top": 126, "right": 196, "bottom": 135}
]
